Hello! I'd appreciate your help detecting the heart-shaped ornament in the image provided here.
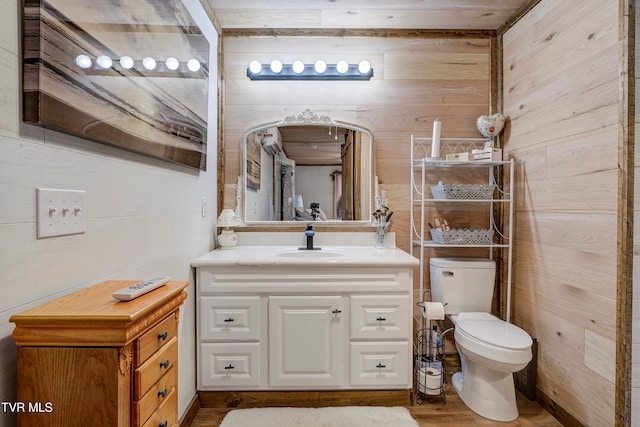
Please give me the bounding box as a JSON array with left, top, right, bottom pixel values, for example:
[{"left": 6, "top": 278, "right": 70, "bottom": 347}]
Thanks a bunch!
[{"left": 476, "top": 114, "right": 505, "bottom": 139}]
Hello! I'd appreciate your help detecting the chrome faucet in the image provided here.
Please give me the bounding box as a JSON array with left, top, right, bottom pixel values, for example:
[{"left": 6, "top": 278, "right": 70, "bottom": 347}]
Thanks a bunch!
[{"left": 299, "top": 223, "right": 320, "bottom": 250}]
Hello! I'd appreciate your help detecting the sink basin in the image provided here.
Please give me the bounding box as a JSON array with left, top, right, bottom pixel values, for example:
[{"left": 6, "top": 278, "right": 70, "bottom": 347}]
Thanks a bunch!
[{"left": 275, "top": 250, "right": 343, "bottom": 259}]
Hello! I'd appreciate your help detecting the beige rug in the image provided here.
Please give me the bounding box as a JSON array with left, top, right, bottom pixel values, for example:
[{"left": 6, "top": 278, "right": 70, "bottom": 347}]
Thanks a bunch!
[{"left": 219, "top": 406, "right": 419, "bottom": 427}]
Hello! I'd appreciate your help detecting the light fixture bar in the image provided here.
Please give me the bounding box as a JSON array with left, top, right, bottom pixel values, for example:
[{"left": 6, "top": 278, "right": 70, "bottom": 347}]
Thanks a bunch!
[{"left": 247, "top": 63, "right": 373, "bottom": 81}]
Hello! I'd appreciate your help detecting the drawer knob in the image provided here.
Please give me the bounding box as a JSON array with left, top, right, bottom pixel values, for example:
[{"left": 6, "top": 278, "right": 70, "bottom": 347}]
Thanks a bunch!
[
  {"left": 160, "top": 359, "right": 170, "bottom": 369},
  {"left": 224, "top": 318, "right": 235, "bottom": 323},
  {"left": 376, "top": 363, "right": 386, "bottom": 369},
  {"left": 376, "top": 317, "right": 386, "bottom": 322},
  {"left": 158, "top": 331, "right": 168, "bottom": 340},
  {"left": 158, "top": 388, "right": 168, "bottom": 398},
  {"left": 331, "top": 309, "right": 342, "bottom": 314},
  {"left": 159, "top": 421, "right": 168, "bottom": 427},
  {"left": 224, "top": 364, "right": 235, "bottom": 370}
]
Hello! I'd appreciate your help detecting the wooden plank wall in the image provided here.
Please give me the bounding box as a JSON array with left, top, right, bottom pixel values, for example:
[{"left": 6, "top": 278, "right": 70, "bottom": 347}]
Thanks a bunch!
[
  {"left": 221, "top": 33, "right": 492, "bottom": 264},
  {"left": 501, "top": 0, "right": 619, "bottom": 425},
  {"left": 220, "top": 34, "right": 493, "bottom": 328}
]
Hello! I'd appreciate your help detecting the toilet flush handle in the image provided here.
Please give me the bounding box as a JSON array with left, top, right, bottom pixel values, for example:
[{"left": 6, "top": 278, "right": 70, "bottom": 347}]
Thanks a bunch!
[{"left": 442, "top": 271, "right": 454, "bottom": 277}]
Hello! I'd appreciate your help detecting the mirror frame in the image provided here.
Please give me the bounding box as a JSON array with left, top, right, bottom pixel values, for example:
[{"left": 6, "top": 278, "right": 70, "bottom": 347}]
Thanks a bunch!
[{"left": 239, "top": 109, "right": 376, "bottom": 226}]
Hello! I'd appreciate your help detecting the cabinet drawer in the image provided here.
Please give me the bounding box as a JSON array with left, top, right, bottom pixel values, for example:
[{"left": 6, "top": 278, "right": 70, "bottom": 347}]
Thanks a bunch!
[
  {"left": 350, "top": 295, "right": 410, "bottom": 340},
  {"left": 135, "top": 315, "right": 177, "bottom": 367},
  {"left": 200, "top": 343, "right": 261, "bottom": 387},
  {"left": 135, "top": 365, "right": 177, "bottom": 426},
  {"left": 350, "top": 342, "right": 410, "bottom": 387},
  {"left": 141, "top": 387, "right": 177, "bottom": 427},
  {"left": 200, "top": 296, "right": 260, "bottom": 341},
  {"left": 135, "top": 336, "right": 178, "bottom": 399}
]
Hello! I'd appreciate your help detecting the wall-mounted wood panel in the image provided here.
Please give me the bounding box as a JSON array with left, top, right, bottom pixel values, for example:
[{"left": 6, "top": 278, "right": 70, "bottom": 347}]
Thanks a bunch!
[
  {"left": 502, "top": 0, "right": 618, "bottom": 425},
  {"left": 221, "top": 34, "right": 491, "bottom": 259}
]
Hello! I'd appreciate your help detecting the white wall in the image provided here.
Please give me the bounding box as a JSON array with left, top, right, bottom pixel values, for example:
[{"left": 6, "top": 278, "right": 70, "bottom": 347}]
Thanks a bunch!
[
  {"left": 296, "top": 166, "right": 338, "bottom": 219},
  {"left": 0, "top": 0, "right": 218, "bottom": 425}
]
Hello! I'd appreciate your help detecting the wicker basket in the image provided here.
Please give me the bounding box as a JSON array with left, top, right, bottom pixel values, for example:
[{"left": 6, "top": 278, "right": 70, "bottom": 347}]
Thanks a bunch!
[
  {"left": 431, "top": 183, "right": 495, "bottom": 200},
  {"left": 430, "top": 228, "right": 494, "bottom": 245}
]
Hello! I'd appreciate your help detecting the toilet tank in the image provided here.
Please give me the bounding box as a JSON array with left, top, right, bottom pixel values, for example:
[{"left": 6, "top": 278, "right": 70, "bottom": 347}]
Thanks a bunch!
[{"left": 429, "top": 258, "right": 496, "bottom": 314}]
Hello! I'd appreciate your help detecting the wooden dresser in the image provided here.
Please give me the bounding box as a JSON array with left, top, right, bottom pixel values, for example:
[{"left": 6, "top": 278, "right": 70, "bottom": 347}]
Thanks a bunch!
[{"left": 10, "top": 280, "right": 188, "bottom": 427}]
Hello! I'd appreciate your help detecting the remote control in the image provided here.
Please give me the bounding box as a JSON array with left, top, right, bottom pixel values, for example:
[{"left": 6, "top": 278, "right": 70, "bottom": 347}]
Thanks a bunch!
[{"left": 112, "top": 277, "right": 171, "bottom": 301}]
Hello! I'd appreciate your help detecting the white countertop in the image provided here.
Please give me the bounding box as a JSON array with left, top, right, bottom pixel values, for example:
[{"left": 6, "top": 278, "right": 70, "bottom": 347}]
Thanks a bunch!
[{"left": 191, "top": 245, "right": 419, "bottom": 268}]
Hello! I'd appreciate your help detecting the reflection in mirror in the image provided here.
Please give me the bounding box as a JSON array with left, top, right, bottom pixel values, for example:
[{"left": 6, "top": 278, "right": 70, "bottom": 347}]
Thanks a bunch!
[{"left": 241, "top": 110, "right": 374, "bottom": 225}]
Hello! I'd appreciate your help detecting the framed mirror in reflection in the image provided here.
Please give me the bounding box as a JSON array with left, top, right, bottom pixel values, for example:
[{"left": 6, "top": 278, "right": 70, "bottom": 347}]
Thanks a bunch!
[{"left": 241, "top": 110, "right": 375, "bottom": 225}]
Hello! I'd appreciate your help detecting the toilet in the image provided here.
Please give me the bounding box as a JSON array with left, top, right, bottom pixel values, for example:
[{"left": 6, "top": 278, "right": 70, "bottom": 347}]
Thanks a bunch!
[{"left": 430, "top": 258, "right": 533, "bottom": 422}]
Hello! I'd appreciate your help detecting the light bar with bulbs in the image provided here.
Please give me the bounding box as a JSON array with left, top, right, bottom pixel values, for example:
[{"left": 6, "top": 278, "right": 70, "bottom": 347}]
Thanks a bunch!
[
  {"left": 74, "top": 54, "right": 206, "bottom": 78},
  {"left": 247, "top": 60, "right": 373, "bottom": 80}
]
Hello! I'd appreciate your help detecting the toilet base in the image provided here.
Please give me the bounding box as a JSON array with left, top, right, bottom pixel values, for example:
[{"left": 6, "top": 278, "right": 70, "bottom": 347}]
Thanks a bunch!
[{"left": 451, "top": 370, "right": 519, "bottom": 422}]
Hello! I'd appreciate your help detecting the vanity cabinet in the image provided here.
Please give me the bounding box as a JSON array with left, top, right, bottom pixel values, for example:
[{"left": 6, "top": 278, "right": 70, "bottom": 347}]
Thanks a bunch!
[
  {"left": 269, "top": 296, "right": 343, "bottom": 387},
  {"left": 10, "top": 280, "right": 188, "bottom": 427},
  {"left": 193, "top": 247, "right": 418, "bottom": 392}
]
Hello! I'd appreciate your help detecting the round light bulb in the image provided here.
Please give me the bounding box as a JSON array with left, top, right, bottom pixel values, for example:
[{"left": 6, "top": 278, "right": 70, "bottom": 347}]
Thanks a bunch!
[
  {"left": 249, "top": 61, "right": 262, "bottom": 74},
  {"left": 165, "top": 57, "right": 180, "bottom": 71},
  {"left": 358, "top": 60, "right": 371, "bottom": 74},
  {"left": 75, "top": 54, "right": 92, "bottom": 69},
  {"left": 142, "top": 57, "right": 157, "bottom": 70},
  {"left": 292, "top": 60, "right": 305, "bottom": 74},
  {"left": 119, "top": 56, "right": 134, "bottom": 70},
  {"left": 187, "top": 58, "right": 201, "bottom": 72},
  {"left": 96, "top": 55, "right": 112, "bottom": 69},
  {"left": 336, "top": 60, "right": 349, "bottom": 74},
  {"left": 270, "top": 60, "right": 283, "bottom": 73},
  {"left": 314, "top": 60, "right": 327, "bottom": 74}
]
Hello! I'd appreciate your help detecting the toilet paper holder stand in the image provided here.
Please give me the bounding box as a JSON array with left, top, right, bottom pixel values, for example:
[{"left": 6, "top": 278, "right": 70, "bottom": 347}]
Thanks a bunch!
[{"left": 415, "top": 291, "right": 452, "bottom": 404}]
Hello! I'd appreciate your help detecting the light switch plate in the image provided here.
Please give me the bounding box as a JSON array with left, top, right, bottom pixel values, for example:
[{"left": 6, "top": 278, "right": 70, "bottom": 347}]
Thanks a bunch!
[{"left": 36, "top": 188, "right": 87, "bottom": 239}]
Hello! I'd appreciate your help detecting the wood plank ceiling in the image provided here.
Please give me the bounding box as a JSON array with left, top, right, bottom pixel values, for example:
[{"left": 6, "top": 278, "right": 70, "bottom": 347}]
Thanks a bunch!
[{"left": 205, "top": 0, "right": 530, "bottom": 30}]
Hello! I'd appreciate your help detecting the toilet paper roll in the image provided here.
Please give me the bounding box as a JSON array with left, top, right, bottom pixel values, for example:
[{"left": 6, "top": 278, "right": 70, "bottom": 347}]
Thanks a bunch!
[
  {"left": 417, "top": 367, "right": 442, "bottom": 396},
  {"left": 421, "top": 302, "right": 445, "bottom": 320}
]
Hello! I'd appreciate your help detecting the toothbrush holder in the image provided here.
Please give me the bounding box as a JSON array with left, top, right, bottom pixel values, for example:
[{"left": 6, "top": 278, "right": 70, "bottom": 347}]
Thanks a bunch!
[{"left": 374, "top": 222, "right": 390, "bottom": 249}]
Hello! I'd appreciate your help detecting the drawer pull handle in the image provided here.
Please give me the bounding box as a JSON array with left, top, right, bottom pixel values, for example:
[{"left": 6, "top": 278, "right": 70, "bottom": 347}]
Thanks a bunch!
[
  {"left": 376, "top": 317, "right": 386, "bottom": 322},
  {"left": 158, "top": 388, "right": 168, "bottom": 398},
  {"left": 160, "top": 359, "right": 170, "bottom": 369},
  {"left": 224, "top": 318, "right": 235, "bottom": 323},
  {"left": 331, "top": 309, "right": 342, "bottom": 314},
  {"left": 158, "top": 331, "right": 168, "bottom": 340},
  {"left": 376, "top": 363, "right": 386, "bottom": 369},
  {"left": 224, "top": 364, "right": 235, "bottom": 370},
  {"left": 159, "top": 421, "right": 168, "bottom": 427}
]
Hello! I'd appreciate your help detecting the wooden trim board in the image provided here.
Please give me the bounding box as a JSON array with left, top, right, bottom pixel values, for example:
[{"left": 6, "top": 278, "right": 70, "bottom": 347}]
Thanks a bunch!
[
  {"left": 616, "top": 1, "right": 634, "bottom": 426},
  {"left": 197, "top": 390, "right": 412, "bottom": 409}
]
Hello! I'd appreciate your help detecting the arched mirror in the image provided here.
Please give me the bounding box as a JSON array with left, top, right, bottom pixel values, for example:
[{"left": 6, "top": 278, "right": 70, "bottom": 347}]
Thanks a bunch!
[{"left": 241, "top": 109, "right": 375, "bottom": 225}]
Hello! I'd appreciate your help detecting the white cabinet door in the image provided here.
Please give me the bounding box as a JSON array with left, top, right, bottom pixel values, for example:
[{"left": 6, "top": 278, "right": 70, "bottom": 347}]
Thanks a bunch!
[{"left": 269, "top": 296, "right": 343, "bottom": 387}]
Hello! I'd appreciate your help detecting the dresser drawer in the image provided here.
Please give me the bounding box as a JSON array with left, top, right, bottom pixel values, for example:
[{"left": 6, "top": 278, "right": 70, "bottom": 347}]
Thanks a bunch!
[
  {"left": 350, "top": 342, "right": 410, "bottom": 387},
  {"left": 350, "top": 295, "right": 410, "bottom": 340},
  {"left": 135, "top": 365, "right": 177, "bottom": 426},
  {"left": 141, "top": 387, "right": 178, "bottom": 427},
  {"left": 135, "top": 315, "right": 178, "bottom": 367},
  {"left": 199, "top": 296, "right": 261, "bottom": 341},
  {"left": 200, "top": 343, "right": 261, "bottom": 387},
  {"left": 135, "top": 336, "right": 178, "bottom": 399}
]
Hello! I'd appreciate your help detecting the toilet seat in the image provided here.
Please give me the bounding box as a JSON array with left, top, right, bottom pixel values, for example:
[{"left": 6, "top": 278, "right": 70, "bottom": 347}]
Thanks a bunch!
[
  {"left": 456, "top": 312, "right": 532, "bottom": 349},
  {"left": 453, "top": 312, "right": 532, "bottom": 366}
]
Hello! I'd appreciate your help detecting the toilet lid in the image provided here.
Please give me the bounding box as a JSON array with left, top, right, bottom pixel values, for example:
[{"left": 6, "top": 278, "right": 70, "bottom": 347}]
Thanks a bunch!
[{"left": 455, "top": 312, "right": 532, "bottom": 350}]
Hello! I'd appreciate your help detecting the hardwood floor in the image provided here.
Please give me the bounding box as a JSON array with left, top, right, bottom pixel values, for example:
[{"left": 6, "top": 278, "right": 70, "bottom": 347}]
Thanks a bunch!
[{"left": 189, "top": 387, "right": 563, "bottom": 426}]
